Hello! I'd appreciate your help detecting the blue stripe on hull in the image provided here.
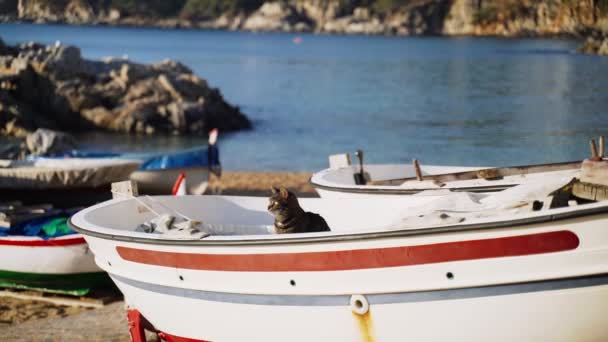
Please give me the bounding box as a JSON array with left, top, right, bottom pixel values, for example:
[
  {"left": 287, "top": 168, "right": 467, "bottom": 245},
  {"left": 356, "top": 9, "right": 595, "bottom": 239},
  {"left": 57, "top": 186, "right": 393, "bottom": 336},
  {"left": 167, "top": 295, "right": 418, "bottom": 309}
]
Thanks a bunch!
[{"left": 111, "top": 273, "right": 608, "bottom": 306}]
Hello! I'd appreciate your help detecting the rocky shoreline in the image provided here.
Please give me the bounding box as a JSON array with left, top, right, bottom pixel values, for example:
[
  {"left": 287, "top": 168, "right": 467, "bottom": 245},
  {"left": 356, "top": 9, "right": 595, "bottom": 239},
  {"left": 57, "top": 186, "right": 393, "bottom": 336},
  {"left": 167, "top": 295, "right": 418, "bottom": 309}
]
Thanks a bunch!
[
  {"left": 578, "top": 33, "right": 608, "bottom": 55},
  {"left": 0, "top": 37, "right": 251, "bottom": 138},
  {"left": 1, "top": 0, "right": 607, "bottom": 38}
]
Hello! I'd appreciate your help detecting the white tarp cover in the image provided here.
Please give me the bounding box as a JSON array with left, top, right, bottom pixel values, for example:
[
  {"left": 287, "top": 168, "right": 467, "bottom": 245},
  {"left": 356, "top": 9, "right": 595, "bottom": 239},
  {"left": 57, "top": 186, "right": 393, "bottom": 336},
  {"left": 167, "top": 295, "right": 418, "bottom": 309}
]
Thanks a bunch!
[
  {"left": 390, "top": 170, "right": 580, "bottom": 229},
  {"left": 0, "top": 158, "right": 141, "bottom": 189}
]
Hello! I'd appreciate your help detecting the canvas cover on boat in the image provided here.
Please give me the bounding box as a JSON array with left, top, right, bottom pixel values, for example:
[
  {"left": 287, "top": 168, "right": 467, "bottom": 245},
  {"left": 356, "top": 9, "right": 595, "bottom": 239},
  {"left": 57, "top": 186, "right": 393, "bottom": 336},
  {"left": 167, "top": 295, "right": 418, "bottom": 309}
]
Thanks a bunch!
[
  {"left": 0, "top": 215, "right": 76, "bottom": 238},
  {"left": 63, "top": 145, "right": 220, "bottom": 172},
  {"left": 390, "top": 170, "right": 580, "bottom": 229},
  {"left": 0, "top": 158, "right": 140, "bottom": 189},
  {"left": 139, "top": 145, "right": 220, "bottom": 171}
]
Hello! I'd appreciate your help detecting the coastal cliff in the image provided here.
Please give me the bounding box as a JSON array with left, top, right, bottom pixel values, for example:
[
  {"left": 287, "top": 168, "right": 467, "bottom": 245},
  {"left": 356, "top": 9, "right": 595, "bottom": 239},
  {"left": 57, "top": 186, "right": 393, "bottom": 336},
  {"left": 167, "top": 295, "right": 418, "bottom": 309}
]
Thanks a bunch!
[
  {"left": 1, "top": 0, "right": 607, "bottom": 37},
  {"left": 0, "top": 38, "right": 251, "bottom": 138}
]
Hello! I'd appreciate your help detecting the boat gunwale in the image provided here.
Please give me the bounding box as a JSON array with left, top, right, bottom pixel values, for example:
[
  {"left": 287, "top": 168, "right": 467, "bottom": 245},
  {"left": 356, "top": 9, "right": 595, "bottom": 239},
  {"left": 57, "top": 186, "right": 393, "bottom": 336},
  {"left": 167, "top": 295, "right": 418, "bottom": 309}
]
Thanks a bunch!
[
  {"left": 309, "top": 180, "right": 517, "bottom": 194},
  {"left": 69, "top": 202, "right": 608, "bottom": 247},
  {"left": 309, "top": 160, "right": 582, "bottom": 194}
]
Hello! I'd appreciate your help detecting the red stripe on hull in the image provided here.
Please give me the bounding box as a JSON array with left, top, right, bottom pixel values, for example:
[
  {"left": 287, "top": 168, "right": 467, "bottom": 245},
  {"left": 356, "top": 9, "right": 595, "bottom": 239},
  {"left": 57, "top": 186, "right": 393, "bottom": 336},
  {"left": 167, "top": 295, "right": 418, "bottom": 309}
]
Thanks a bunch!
[
  {"left": 0, "top": 237, "right": 86, "bottom": 247},
  {"left": 116, "top": 231, "right": 579, "bottom": 272}
]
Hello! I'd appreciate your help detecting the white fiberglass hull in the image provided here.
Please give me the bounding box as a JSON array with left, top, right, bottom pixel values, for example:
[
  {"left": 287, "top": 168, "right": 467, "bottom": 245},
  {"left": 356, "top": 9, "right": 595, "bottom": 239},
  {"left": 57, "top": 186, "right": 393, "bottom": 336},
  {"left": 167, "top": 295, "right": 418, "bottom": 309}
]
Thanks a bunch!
[
  {"left": 72, "top": 195, "right": 608, "bottom": 341},
  {"left": 311, "top": 164, "right": 486, "bottom": 199},
  {"left": 311, "top": 162, "right": 581, "bottom": 199},
  {"left": 0, "top": 235, "right": 100, "bottom": 275},
  {"left": 111, "top": 274, "right": 608, "bottom": 341},
  {"left": 130, "top": 167, "right": 208, "bottom": 195},
  {"left": 0, "top": 235, "right": 106, "bottom": 295}
]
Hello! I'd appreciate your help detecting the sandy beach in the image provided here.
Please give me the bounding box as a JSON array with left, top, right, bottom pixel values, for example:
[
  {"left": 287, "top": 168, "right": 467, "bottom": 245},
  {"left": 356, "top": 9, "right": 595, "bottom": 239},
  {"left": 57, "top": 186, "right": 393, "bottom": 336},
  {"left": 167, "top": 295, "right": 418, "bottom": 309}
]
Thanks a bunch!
[
  {"left": 207, "top": 171, "right": 316, "bottom": 196},
  {"left": 0, "top": 171, "right": 314, "bottom": 340}
]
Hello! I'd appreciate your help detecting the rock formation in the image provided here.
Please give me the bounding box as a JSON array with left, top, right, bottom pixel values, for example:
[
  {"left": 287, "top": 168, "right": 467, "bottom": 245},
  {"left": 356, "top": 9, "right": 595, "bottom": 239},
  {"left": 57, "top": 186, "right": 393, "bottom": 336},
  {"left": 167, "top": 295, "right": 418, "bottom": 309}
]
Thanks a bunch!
[
  {"left": 578, "top": 34, "right": 608, "bottom": 55},
  {"left": 0, "top": 37, "right": 251, "bottom": 138},
  {"left": 1, "top": 0, "right": 607, "bottom": 38}
]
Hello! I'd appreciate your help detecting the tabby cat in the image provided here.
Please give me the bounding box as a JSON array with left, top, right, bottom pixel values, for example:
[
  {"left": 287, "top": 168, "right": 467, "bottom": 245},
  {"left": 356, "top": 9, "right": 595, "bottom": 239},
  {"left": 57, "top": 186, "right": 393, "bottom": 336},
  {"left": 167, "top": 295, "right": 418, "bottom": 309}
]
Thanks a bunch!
[{"left": 268, "top": 186, "right": 331, "bottom": 234}]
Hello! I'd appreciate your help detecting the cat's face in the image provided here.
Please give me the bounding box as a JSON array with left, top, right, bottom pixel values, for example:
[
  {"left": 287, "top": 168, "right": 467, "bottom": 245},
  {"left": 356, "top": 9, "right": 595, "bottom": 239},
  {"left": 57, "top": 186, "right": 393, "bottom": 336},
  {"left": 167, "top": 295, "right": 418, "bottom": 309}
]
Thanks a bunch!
[{"left": 268, "top": 186, "right": 290, "bottom": 216}]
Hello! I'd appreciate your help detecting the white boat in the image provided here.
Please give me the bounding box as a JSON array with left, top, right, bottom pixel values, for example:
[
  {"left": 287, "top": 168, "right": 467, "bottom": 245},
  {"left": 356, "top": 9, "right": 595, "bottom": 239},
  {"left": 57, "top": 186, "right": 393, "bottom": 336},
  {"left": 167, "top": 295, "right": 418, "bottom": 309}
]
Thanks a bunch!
[
  {"left": 0, "top": 234, "right": 107, "bottom": 295},
  {"left": 0, "top": 158, "right": 140, "bottom": 189},
  {"left": 65, "top": 129, "right": 222, "bottom": 195},
  {"left": 70, "top": 165, "right": 608, "bottom": 341},
  {"left": 0, "top": 157, "right": 141, "bottom": 208},
  {"left": 0, "top": 158, "right": 136, "bottom": 293},
  {"left": 311, "top": 153, "right": 581, "bottom": 199}
]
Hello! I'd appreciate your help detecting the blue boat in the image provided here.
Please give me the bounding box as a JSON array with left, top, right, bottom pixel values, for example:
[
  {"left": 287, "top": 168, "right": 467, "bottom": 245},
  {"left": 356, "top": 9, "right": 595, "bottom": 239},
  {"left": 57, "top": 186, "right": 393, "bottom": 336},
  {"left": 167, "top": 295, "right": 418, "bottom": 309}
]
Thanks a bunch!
[{"left": 61, "top": 144, "right": 221, "bottom": 195}]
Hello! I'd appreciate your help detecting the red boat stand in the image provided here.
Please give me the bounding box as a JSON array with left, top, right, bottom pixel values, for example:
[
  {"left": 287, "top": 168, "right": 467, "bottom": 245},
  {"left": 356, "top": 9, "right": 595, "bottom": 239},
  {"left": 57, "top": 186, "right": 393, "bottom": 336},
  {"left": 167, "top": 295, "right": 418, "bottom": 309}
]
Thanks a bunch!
[{"left": 127, "top": 309, "right": 208, "bottom": 342}]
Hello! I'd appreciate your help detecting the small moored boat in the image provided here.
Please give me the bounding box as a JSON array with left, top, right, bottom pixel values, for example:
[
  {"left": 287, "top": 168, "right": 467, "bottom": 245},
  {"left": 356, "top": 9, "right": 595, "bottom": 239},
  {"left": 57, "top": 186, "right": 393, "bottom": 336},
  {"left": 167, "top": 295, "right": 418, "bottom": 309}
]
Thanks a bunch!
[
  {"left": 0, "top": 234, "right": 107, "bottom": 295},
  {"left": 62, "top": 129, "right": 222, "bottom": 195},
  {"left": 71, "top": 160, "right": 608, "bottom": 341},
  {"left": 0, "top": 158, "right": 141, "bottom": 207},
  {"left": 0, "top": 156, "right": 137, "bottom": 293},
  {"left": 311, "top": 152, "right": 581, "bottom": 199}
]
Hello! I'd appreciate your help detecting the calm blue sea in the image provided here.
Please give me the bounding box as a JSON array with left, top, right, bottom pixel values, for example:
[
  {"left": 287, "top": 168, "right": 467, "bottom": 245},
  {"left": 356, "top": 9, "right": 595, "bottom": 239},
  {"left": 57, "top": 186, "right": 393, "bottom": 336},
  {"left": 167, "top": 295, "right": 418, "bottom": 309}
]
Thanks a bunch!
[{"left": 2, "top": 23, "right": 608, "bottom": 171}]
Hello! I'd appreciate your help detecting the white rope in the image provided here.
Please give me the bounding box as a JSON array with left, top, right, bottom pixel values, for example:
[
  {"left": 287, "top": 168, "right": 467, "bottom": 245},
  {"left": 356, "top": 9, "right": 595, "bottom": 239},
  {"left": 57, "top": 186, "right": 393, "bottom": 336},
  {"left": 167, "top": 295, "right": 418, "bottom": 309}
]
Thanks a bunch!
[
  {"left": 110, "top": 191, "right": 191, "bottom": 221},
  {"left": 144, "top": 195, "right": 193, "bottom": 221},
  {"left": 110, "top": 190, "right": 162, "bottom": 217}
]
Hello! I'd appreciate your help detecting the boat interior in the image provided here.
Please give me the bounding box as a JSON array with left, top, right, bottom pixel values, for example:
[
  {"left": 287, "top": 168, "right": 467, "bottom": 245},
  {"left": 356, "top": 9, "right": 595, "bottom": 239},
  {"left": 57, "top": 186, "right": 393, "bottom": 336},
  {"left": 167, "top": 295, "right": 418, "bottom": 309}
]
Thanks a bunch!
[
  {"left": 313, "top": 161, "right": 583, "bottom": 193},
  {"left": 72, "top": 165, "right": 608, "bottom": 242},
  {"left": 312, "top": 163, "right": 482, "bottom": 187}
]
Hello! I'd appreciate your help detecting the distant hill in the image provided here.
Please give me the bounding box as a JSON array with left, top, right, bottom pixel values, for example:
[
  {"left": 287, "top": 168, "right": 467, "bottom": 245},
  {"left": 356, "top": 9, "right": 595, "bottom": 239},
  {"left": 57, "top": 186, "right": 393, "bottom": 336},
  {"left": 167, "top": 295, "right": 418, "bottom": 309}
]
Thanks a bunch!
[{"left": 1, "top": 0, "right": 607, "bottom": 37}]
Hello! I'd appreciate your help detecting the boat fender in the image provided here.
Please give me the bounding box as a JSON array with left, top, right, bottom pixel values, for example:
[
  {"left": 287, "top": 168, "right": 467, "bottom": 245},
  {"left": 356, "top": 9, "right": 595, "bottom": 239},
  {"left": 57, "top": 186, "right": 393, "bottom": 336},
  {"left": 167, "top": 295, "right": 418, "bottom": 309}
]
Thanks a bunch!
[{"left": 350, "top": 295, "right": 369, "bottom": 315}]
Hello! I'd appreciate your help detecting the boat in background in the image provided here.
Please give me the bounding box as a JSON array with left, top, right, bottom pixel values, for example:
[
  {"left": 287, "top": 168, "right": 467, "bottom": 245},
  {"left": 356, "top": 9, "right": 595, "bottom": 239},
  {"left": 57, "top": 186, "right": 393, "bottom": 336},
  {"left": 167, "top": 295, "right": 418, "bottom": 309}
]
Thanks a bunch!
[
  {"left": 0, "top": 157, "right": 140, "bottom": 207},
  {"left": 0, "top": 233, "right": 108, "bottom": 295},
  {"left": 71, "top": 155, "right": 608, "bottom": 341},
  {"left": 0, "top": 154, "right": 138, "bottom": 294},
  {"left": 311, "top": 151, "right": 581, "bottom": 199},
  {"left": 0, "top": 201, "right": 111, "bottom": 295},
  {"left": 53, "top": 129, "right": 222, "bottom": 195}
]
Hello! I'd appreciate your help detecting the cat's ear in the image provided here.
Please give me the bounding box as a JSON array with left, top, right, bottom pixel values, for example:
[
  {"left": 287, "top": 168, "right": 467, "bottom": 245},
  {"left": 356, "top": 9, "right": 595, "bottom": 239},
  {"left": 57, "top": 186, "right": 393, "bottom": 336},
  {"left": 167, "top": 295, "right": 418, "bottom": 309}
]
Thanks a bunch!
[
  {"left": 279, "top": 187, "right": 289, "bottom": 199},
  {"left": 271, "top": 186, "right": 279, "bottom": 194}
]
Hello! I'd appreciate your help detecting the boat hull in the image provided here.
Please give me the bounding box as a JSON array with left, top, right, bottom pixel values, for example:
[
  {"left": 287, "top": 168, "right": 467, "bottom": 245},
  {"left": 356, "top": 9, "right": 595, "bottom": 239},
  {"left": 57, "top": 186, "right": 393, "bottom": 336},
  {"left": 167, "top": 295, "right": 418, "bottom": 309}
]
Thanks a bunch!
[
  {"left": 111, "top": 273, "right": 608, "bottom": 341},
  {"left": 0, "top": 270, "right": 111, "bottom": 295},
  {"left": 72, "top": 196, "right": 608, "bottom": 341},
  {"left": 311, "top": 164, "right": 488, "bottom": 199},
  {"left": 0, "top": 235, "right": 108, "bottom": 295},
  {"left": 130, "top": 167, "right": 209, "bottom": 195},
  {"left": 311, "top": 162, "right": 581, "bottom": 199}
]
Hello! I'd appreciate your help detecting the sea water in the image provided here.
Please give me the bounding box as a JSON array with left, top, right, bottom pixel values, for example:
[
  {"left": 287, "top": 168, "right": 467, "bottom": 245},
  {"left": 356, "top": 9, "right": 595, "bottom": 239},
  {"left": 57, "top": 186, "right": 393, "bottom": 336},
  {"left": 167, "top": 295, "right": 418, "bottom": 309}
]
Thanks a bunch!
[{"left": 2, "top": 23, "right": 608, "bottom": 170}]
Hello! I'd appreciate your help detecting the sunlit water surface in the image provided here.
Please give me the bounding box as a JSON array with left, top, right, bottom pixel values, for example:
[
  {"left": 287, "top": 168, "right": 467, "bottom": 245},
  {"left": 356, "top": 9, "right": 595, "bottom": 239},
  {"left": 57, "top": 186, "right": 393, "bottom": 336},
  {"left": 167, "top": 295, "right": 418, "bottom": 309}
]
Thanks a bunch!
[{"left": 2, "top": 23, "right": 608, "bottom": 170}]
